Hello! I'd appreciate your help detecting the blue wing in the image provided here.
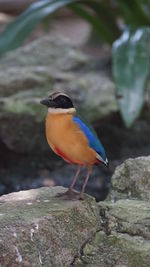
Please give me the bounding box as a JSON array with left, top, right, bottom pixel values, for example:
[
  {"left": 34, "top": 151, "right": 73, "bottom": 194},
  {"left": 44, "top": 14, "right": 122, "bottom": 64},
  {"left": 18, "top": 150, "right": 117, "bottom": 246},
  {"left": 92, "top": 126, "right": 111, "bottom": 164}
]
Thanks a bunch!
[{"left": 73, "top": 115, "right": 106, "bottom": 161}]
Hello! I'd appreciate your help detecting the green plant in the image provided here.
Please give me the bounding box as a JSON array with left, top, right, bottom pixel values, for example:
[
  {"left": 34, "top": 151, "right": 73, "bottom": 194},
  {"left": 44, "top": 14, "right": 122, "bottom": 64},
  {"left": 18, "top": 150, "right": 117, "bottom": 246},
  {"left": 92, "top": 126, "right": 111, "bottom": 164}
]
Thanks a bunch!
[
  {"left": 0, "top": 0, "right": 120, "bottom": 55},
  {"left": 112, "top": 0, "right": 150, "bottom": 127},
  {"left": 0, "top": 0, "right": 150, "bottom": 127},
  {"left": 112, "top": 27, "right": 150, "bottom": 127}
]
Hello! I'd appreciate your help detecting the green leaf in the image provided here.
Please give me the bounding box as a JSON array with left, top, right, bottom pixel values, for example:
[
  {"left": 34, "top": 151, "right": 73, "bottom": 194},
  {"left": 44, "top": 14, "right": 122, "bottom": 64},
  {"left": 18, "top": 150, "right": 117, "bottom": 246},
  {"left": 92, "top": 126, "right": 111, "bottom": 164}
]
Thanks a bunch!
[
  {"left": 116, "top": 0, "right": 150, "bottom": 27},
  {"left": 0, "top": 0, "right": 77, "bottom": 56},
  {"left": 81, "top": 0, "right": 120, "bottom": 41},
  {"left": 112, "top": 27, "right": 150, "bottom": 127},
  {"left": 70, "top": 4, "right": 114, "bottom": 44}
]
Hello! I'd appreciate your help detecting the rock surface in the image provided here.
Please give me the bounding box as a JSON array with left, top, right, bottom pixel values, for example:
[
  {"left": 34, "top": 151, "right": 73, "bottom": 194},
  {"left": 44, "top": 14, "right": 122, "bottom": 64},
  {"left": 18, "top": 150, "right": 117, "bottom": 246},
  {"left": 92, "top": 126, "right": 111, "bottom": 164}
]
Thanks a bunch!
[
  {"left": 73, "top": 156, "right": 150, "bottom": 267},
  {"left": 1, "top": 171, "right": 150, "bottom": 267},
  {"left": 75, "top": 230, "right": 150, "bottom": 267},
  {"left": 73, "top": 200, "right": 150, "bottom": 267},
  {"left": 0, "top": 186, "right": 100, "bottom": 267},
  {"left": 110, "top": 156, "right": 150, "bottom": 201}
]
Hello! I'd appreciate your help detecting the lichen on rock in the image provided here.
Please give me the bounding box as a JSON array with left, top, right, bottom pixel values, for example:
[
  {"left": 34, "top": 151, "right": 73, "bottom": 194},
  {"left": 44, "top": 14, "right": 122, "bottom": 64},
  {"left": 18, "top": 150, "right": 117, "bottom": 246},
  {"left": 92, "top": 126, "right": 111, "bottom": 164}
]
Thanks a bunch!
[
  {"left": 110, "top": 156, "right": 150, "bottom": 201},
  {"left": 0, "top": 186, "right": 101, "bottom": 267},
  {"left": 1, "top": 154, "right": 150, "bottom": 267},
  {"left": 75, "top": 231, "right": 150, "bottom": 267}
]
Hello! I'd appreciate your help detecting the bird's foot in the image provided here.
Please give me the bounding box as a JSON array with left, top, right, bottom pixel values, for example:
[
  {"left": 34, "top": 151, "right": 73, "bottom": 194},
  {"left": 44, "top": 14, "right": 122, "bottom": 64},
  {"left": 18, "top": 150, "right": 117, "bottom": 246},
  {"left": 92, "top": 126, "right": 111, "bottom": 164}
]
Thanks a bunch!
[
  {"left": 78, "top": 193, "right": 84, "bottom": 200},
  {"left": 56, "top": 189, "right": 80, "bottom": 200}
]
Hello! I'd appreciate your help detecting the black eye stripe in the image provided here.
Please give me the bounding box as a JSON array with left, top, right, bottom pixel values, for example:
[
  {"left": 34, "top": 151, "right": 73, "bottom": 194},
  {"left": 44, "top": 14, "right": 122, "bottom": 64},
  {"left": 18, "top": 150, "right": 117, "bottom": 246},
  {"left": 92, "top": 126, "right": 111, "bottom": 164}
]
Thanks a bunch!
[
  {"left": 54, "top": 95, "right": 73, "bottom": 109},
  {"left": 55, "top": 95, "right": 69, "bottom": 101}
]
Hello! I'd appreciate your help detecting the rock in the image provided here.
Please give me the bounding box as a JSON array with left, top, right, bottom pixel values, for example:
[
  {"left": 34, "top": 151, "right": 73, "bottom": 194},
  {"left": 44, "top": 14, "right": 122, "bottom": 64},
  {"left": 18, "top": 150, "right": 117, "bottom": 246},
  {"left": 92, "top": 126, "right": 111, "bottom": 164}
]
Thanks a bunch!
[
  {"left": 0, "top": 35, "right": 117, "bottom": 153},
  {"left": 73, "top": 199, "right": 150, "bottom": 266},
  {"left": 0, "top": 186, "right": 100, "bottom": 267},
  {"left": 110, "top": 156, "right": 150, "bottom": 201},
  {"left": 72, "top": 156, "right": 149, "bottom": 266},
  {"left": 1, "top": 186, "right": 150, "bottom": 267},
  {"left": 75, "top": 231, "right": 150, "bottom": 267},
  {"left": 0, "top": 36, "right": 89, "bottom": 73},
  {"left": 99, "top": 199, "right": 150, "bottom": 239},
  {"left": 73, "top": 156, "right": 150, "bottom": 266}
]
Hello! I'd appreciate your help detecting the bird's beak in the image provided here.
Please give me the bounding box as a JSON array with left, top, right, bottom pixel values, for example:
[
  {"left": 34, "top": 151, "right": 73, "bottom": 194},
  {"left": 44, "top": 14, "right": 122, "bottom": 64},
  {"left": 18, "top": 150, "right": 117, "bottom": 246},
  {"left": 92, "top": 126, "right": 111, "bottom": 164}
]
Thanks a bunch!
[{"left": 40, "top": 98, "right": 57, "bottom": 108}]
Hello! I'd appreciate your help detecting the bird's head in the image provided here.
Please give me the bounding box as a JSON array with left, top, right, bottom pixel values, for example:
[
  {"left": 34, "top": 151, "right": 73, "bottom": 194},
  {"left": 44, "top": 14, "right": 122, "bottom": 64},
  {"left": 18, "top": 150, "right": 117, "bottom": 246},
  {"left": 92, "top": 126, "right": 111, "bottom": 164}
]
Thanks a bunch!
[{"left": 40, "top": 92, "right": 76, "bottom": 114}]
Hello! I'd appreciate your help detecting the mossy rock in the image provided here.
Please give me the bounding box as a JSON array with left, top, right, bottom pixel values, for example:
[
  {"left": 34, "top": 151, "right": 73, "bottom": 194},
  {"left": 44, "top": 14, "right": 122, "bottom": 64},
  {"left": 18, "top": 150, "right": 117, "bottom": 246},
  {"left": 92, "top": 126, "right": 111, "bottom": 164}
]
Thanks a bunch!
[
  {"left": 110, "top": 156, "right": 150, "bottom": 201},
  {"left": 0, "top": 186, "right": 150, "bottom": 266},
  {"left": 0, "top": 186, "right": 100, "bottom": 267},
  {"left": 75, "top": 231, "right": 150, "bottom": 267},
  {"left": 74, "top": 199, "right": 150, "bottom": 266}
]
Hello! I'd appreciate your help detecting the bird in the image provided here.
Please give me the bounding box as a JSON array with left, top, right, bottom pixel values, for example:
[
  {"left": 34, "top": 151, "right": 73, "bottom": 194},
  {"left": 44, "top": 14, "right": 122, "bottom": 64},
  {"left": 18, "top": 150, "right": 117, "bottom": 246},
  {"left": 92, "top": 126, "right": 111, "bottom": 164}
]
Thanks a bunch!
[{"left": 40, "top": 91, "right": 109, "bottom": 199}]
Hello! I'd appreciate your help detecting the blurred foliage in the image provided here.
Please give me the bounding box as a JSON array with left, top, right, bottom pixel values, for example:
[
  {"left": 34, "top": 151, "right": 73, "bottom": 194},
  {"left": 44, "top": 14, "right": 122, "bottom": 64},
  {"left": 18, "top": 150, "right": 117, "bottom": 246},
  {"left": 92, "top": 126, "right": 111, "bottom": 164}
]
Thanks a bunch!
[
  {"left": 113, "top": 27, "right": 150, "bottom": 127},
  {"left": 0, "top": 0, "right": 150, "bottom": 127},
  {"left": 112, "top": 0, "right": 150, "bottom": 126}
]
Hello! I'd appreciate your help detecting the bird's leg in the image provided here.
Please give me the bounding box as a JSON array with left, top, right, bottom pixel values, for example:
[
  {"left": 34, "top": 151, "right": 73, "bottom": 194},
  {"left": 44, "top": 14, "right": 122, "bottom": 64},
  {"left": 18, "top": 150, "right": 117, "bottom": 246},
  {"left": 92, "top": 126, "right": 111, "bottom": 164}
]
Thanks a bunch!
[
  {"left": 68, "top": 165, "right": 81, "bottom": 194},
  {"left": 79, "top": 166, "right": 92, "bottom": 200},
  {"left": 56, "top": 165, "right": 81, "bottom": 199}
]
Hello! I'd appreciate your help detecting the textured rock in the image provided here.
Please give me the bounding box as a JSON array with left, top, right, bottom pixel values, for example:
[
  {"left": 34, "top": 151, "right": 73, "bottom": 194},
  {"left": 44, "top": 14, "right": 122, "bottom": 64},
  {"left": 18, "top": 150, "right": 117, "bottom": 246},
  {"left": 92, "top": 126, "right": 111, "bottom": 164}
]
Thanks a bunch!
[
  {"left": 0, "top": 183, "right": 150, "bottom": 267},
  {"left": 0, "top": 36, "right": 88, "bottom": 73},
  {"left": 73, "top": 156, "right": 149, "bottom": 266},
  {"left": 73, "top": 199, "right": 150, "bottom": 267},
  {"left": 0, "top": 35, "right": 116, "bottom": 153},
  {"left": 0, "top": 186, "right": 100, "bottom": 267},
  {"left": 110, "top": 156, "right": 150, "bottom": 201},
  {"left": 99, "top": 199, "right": 150, "bottom": 240},
  {"left": 75, "top": 156, "right": 150, "bottom": 267},
  {"left": 75, "top": 231, "right": 150, "bottom": 267}
]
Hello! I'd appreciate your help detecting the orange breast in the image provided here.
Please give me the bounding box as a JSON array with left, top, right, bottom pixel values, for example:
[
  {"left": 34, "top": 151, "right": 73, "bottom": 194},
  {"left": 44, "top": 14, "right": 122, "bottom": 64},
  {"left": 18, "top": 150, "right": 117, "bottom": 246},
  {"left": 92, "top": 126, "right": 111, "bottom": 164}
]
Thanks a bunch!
[
  {"left": 54, "top": 147, "right": 86, "bottom": 165},
  {"left": 45, "top": 113, "right": 97, "bottom": 166}
]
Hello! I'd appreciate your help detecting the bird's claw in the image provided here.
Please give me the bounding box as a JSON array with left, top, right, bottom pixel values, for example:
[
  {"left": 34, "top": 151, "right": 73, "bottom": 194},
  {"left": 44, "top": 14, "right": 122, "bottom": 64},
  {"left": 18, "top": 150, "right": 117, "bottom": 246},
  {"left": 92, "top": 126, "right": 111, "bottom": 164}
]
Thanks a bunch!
[{"left": 56, "top": 189, "right": 82, "bottom": 200}]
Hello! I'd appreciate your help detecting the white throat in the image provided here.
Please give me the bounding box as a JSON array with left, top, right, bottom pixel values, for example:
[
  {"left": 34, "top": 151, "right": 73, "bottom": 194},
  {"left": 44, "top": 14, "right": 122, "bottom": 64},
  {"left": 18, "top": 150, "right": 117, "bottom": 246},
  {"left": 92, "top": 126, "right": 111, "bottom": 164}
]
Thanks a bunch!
[{"left": 48, "top": 107, "right": 76, "bottom": 114}]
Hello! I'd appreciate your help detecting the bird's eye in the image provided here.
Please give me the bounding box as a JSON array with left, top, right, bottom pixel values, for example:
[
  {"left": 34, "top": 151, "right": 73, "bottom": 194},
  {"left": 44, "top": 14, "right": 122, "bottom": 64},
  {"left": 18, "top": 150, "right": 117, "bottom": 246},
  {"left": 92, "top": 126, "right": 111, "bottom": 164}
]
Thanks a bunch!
[
  {"left": 55, "top": 95, "right": 73, "bottom": 109},
  {"left": 61, "top": 96, "right": 67, "bottom": 103}
]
